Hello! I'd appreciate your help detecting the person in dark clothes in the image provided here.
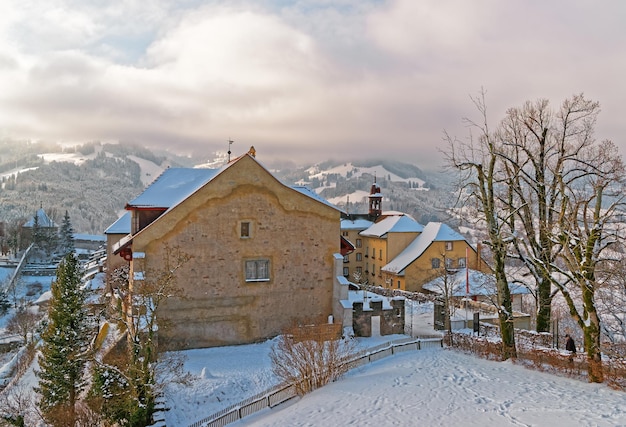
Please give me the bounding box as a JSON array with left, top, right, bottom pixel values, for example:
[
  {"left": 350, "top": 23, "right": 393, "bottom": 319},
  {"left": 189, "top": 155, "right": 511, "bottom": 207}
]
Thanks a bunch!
[{"left": 565, "top": 334, "right": 576, "bottom": 361}]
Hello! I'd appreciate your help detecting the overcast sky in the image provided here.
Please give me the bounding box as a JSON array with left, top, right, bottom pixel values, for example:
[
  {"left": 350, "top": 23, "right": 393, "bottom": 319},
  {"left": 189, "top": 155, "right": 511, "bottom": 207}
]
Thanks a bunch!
[{"left": 1, "top": 1, "right": 624, "bottom": 167}]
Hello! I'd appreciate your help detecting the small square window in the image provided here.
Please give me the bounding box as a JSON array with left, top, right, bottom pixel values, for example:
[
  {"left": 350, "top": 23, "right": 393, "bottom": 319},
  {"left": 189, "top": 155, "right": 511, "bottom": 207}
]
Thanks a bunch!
[
  {"left": 431, "top": 258, "right": 441, "bottom": 269},
  {"left": 245, "top": 259, "right": 269, "bottom": 282},
  {"left": 241, "top": 221, "right": 250, "bottom": 238},
  {"left": 458, "top": 257, "right": 466, "bottom": 268}
]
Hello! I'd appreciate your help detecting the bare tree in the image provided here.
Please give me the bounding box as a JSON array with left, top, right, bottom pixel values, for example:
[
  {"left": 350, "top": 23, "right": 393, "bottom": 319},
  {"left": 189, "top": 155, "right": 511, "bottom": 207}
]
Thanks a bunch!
[
  {"left": 444, "top": 90, "right": 517, "bottom": 360},
  {"left": 426, "top": 253, "right": 465, "bottom": 336},
  {"left": 93, "top": 244, "right": 190, "bottom": 426},
  {"left": 0, "top": 384, "right": 36, "bottom": 427},
  {"left": 495, "top": 96, "right": 601, "bottom": 332},
  {"left": 270, "top": 323, "right": 356, "bottom": 395},
  {"left": 5, "top": 308, "right": 41, "bottom": 345},
  {"left": 550, "top": 140, "right": 626, "bottom": 382},
  {"left": 597, "top": 259, "right": 626, "bottom": 343}
]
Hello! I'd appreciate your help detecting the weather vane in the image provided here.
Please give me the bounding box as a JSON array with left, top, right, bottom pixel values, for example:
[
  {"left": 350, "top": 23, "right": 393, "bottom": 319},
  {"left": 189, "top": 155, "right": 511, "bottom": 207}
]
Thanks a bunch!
[{"left": 228, "top": 139, "right": 234, "bottom": 162}]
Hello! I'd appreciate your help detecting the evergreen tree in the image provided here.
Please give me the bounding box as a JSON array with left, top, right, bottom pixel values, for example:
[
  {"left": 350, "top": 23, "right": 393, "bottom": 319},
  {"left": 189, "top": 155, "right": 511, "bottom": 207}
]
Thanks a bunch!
[
  {"left": 36, "top": 253, "right": 91, "bottom": 426},
  {"left": 59, "top": 210, "right": 75, "bottom": 255},
  {"left": 31, "top": 213, "right": 41, "bottom": 248}
]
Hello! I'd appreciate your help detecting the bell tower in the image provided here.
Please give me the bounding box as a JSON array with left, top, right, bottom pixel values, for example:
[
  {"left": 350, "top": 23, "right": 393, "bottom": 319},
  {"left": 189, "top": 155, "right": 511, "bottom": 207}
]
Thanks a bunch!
[{"left": 368, "top": 175, "right": 382, "bottom": 220}]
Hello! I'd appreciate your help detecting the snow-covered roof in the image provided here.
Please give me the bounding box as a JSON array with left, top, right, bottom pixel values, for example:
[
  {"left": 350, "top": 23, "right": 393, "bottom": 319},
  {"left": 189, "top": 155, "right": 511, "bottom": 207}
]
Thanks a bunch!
[
  {"left": 422, "top": 269, "right": 531, "bottom": 297},
  {"left": 111, "top": 155, "right": 342, "bottom": 251},
  {"left": 360, "top": 215, "right": 424, "bottom": 238},
  {"left": 341, "top": 218, "right": 374, "bottom": 231},
  {"left": 23, "top": 208, "right": 56, "bottom": 228},
  {"left": 341, "top": 289, "right": 401, "bottom": 311},
  {"left": 127, "top": 167, "right": 222, "bottom": 209},
  {"left": 104, "top": 212, "right": 131, "bottom": 234},
  {"left": 290, "top": 186, "right": 344, "bottom": 212},
  {"left": 73, "top": 233, "right": 106, "bottom": 242},
  {"left": 126, "top": 157, "right": 343, "bottom": 214},
  {"left": 382, "top": 222, "right": 467, "bottom": 274}
]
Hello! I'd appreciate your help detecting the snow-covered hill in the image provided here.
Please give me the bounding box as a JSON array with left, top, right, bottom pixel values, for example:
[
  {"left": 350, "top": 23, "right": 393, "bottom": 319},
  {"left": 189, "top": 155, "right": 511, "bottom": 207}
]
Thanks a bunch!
[{"left": 305, "top": 162, "right": 426, "bottom": 188}]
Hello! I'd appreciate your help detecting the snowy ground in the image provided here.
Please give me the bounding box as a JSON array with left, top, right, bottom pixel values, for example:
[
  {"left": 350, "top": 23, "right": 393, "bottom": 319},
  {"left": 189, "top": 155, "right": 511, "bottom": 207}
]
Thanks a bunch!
[
  {"left": 161, "top": 335, "right": 409, "bottom": 426},
  {"left": 164, "top": 337, "right": 626, "bottom": 427},
  {"left": 2, "top": 266, "right": 624, "bottom": 427},
  {"left": 233, "top": 348, "right": 626, "bottom": 427}
]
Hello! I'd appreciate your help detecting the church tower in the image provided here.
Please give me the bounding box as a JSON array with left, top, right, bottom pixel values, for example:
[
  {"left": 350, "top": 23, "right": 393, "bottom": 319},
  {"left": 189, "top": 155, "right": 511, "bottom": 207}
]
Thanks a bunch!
[{"left": 368, "top": 177, "right": 382, "bottom": 220}]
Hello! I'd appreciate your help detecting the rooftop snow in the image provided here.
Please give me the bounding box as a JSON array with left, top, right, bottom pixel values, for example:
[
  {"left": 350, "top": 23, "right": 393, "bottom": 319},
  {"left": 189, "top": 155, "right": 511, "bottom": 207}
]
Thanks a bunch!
[
  {"left": 341, "top": 218, "right": 374, "bottom": 230},
  {"left": 127, "top": 167, "right": 221, "bottom": 209},
  {"left": 382, "top": 222, "right": 467, "bottom": 274},
  {"left": 104, "top": 211, "right": 131, "bottom": 234},
  {"left": 289, "top": 186, "right": 344, "bottom": 212},
  {"left": 23, "top": 208, "right": 56, "bottom": 228},
  {"left": 360, "top": 215, "right": 424, "bottom": 237}
]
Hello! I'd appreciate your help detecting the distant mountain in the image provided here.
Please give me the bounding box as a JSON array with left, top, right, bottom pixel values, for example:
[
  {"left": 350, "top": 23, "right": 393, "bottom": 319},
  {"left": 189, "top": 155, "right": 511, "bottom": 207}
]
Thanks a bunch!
[
  {"left": 0, "top": 140, "right": 457, "bottom": 235},
  {"left": 0, "top": 140, "right": 188, "bottom": 234},
  {"left": 275, "top": 159, "right": 456, "bottom": 225}
]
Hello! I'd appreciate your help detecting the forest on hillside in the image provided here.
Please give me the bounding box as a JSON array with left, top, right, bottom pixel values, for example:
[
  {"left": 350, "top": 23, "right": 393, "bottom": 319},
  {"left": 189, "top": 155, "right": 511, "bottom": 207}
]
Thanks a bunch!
[{"left": 0, "top": 149, "right": 145, "bottom": 234}]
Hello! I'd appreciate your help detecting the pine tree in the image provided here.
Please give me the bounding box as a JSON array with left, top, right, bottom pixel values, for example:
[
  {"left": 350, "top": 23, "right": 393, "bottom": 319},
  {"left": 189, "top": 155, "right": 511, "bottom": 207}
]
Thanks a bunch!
[
  {"left": 36, "top": 253, "right": 91, "bottom": 426},
  {"left": 59, "top": 210, "right": 75, "bottom": 255},
  {"left": 31, "top": 212, "right": 42, "bottom": 248}
]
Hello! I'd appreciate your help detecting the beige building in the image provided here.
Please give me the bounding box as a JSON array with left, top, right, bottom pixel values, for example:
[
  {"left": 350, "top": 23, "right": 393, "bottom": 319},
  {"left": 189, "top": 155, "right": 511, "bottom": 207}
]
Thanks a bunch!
[
  {"left": 108, "top": 150, "right": 344, "bottom": 350},
  {"left": 359, "top": 213, "right": 425, "bottom": 287},
  {"left": 381, "top": 222, "right": 490, "bottom": 292}
]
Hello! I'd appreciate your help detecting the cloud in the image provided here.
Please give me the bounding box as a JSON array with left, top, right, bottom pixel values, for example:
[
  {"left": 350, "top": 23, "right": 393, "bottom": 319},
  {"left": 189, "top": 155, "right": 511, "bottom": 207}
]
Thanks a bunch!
[{"left": 0, "top": 0, "right": 625, "bottom": 167}]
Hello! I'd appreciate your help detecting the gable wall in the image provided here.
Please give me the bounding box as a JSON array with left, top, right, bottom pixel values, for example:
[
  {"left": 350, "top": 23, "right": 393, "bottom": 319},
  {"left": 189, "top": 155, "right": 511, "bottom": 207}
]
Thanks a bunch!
[
  {"left": 130, "top": 156, "right": 340, "bottom": 350},
  {"left": 403, "top": 241, "right": 488, "bottom": 292}
]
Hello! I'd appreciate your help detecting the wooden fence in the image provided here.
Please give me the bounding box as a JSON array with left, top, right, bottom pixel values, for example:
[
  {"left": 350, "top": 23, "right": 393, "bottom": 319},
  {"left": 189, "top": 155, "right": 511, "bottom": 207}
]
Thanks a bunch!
[{"left": 188, "top": 337, "right": 443, "bottom": 427}]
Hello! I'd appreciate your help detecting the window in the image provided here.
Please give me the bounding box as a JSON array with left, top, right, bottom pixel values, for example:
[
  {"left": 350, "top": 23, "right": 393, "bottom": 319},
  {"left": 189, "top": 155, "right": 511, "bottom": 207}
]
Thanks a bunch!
[
  {"left": 395, "top": 307, "right": 402, "bottom": 317},
  {"left": 365, "top": 246, "right": 369, "bottom": 257},
  {"left": 373, "top": 264, "right": 376, "bottom": 275},
  {"left": 431, "top": 258, "right": 440, "bottom": 269},
  {"left": 240, "top": 221, "right": 250, "bottom": 238},
  {"left": 356, "top": 253, "right": 362, "bottom": 261},
  {"left": 458, "top": 257, "right": 466, "bottom": 268},
  {"left": 356, "top": 267, "right": 362, "bottom": 274},
  {"left": 445, "top": 241, "right": 453, "bottom": 251},
  {"left": 397, "top": 280, "right": 401, "bottom": 289},
  {"left": 445, "top": 257, "right": 453, "bottom": 269},
  {"left": 343, "top": 267, "right": 349, "bottom": 277},
  {"left": 343, "top": 255, "right": 349, "bottom": 263},
  {"left": 342, "top": 231, "right": 348, "bottom": 237},
  {"left": 379, "top": 249, "right": 383, "bottom": 260},
  {"left": 356, "top": 239, "right": 362, "bottom": 248},
  {"left": 245, "top": 259, "right": 270, "bottom": 281}
]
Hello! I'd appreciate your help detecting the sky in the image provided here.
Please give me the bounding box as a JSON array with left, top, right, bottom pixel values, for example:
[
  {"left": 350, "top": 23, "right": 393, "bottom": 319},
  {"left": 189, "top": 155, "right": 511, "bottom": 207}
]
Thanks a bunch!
[{"left": 1, "top": 1, "right": 625, "bottom": 168}]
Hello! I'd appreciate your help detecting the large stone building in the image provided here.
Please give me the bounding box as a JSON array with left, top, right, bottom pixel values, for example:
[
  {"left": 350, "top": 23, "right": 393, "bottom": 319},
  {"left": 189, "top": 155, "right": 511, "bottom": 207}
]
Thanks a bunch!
[{"left": 107, "top": 149, "right": 345, "bottom": 350}]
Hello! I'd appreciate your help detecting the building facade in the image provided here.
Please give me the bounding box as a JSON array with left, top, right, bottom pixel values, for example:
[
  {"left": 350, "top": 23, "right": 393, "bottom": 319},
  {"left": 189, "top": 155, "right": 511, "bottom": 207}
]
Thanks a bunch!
[{"left": 108, "top": 150, "right": 344, "bottom": 350}]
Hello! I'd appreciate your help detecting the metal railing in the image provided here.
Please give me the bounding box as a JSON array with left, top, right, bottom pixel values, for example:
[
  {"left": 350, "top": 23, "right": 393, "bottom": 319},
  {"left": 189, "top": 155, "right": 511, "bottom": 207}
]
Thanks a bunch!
[{"left": 188, "top": 337, "right": 443, "bottom": 427}]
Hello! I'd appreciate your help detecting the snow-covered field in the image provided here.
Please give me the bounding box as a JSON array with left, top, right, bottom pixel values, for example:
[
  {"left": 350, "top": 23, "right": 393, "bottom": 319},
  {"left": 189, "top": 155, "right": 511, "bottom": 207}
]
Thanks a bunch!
[
  {"left": 164, "top": 338, "right": 626, "bottom": 427},
  {"left": 237, "top": 348, "right": 626, "bottom": 427}
]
